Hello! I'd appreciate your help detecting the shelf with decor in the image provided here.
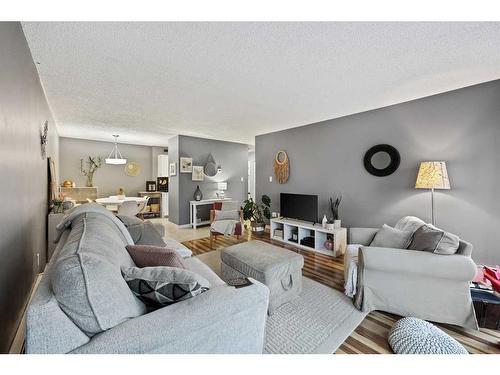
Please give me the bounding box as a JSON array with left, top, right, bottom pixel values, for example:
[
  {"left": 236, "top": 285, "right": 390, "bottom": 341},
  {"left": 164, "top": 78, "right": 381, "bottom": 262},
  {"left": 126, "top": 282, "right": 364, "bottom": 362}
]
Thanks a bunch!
[{"left": 270, "top": 217, "right": 347, "bottom": 257}]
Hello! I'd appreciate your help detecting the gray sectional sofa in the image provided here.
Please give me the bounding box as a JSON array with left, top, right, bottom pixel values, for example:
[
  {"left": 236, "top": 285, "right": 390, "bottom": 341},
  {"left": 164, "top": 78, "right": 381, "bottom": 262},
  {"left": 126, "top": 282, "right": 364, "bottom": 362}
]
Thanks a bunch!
[{"left": 26, "top": 205, "right": 269, "bottom": 354}]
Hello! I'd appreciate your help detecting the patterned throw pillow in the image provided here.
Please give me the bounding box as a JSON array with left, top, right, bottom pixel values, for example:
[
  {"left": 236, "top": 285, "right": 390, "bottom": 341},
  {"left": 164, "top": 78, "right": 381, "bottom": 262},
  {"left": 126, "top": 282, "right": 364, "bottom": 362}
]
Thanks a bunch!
[
  {"left": 122, "top": 266, "right": 210, "bottom": 308},
  {"left": 126, "top": 244, "right": 186, "bottom": 268}
]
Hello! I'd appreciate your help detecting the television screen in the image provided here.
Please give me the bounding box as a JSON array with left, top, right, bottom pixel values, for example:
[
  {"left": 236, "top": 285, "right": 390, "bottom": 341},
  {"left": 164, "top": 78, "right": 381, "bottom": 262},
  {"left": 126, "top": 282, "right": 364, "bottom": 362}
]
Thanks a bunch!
[{"left": 280, "top": 193, "right": 318, "bottom": 223}]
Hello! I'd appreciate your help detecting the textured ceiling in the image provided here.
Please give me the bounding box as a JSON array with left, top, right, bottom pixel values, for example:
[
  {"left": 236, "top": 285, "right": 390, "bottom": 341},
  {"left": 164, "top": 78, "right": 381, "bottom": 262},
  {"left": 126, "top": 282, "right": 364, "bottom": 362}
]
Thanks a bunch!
[{"left": 22, "top": 22, "right": 500, "bottom": 146}]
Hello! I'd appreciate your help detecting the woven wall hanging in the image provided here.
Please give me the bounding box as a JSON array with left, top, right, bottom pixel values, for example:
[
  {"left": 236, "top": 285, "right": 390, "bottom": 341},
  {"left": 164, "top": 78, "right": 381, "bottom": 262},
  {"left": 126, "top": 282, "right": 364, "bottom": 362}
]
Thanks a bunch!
[{"left": 274, "top": 150, "right": 289, "bottom": 184}]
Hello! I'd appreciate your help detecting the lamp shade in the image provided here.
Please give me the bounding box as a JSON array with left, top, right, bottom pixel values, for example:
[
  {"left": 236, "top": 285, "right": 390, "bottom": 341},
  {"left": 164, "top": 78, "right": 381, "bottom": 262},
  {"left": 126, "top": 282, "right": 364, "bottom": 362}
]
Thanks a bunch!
[
  {"left": 217, "top": 182, "right": 227, "bottom": 191},
  {"left": 415, "top": 161, "right": 450, "bottom": 190}
]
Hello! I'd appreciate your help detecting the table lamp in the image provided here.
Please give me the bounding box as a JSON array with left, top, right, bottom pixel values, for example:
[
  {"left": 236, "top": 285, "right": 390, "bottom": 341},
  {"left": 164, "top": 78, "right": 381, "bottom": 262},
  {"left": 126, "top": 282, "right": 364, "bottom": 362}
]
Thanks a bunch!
[
  {"left": 415, "top": 161, "right": 450, "bottom": 225},
  {"left": 217, "top": 182, "right": 228, "bottom": 198}
]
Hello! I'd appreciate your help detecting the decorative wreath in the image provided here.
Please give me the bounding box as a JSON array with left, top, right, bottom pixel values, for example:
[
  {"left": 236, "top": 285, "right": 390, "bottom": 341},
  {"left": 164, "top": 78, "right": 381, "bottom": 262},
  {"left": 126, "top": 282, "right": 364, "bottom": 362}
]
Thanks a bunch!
[{"left": 274, "top": 150, "right": 289, "bottom": 184}]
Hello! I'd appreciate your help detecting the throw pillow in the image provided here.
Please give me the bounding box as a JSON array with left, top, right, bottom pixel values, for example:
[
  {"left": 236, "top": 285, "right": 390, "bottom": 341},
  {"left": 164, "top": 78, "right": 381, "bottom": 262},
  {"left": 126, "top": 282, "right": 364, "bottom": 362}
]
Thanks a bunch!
[
  {"left": 214, "top": 209, "right": 240, "bottom": 221},
  {"left": 407, "top": 224, "right": 460, "bottom": 255},
  {"left": 118, "top": 215, "right": 166, "bottom": 247},
  {"left": 126, "top": 244, "right": 186, "bottom": 268},
  {"left": 122, "top": 266, "right": 210, "bottom": 308},
  {"left": 370, "top": 224, "right": 413, "bottom": 248}
]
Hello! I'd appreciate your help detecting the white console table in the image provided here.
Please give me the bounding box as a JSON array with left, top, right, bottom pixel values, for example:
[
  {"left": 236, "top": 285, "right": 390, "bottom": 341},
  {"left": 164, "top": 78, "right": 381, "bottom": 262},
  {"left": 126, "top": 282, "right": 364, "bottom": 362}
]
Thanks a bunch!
[
  {"left": 189, "top": 198, "right": 234, "bottom": 229},
  {"left": 270, "top": 217, "right": 347, "bottom": 257}
]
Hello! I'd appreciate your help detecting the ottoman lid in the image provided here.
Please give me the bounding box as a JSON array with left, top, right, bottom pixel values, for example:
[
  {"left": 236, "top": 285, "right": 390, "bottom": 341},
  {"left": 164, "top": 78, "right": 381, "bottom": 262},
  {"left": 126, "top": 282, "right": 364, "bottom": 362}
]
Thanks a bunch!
[{"left": 221, "top": 240, "right": 304, "bottom": 281}]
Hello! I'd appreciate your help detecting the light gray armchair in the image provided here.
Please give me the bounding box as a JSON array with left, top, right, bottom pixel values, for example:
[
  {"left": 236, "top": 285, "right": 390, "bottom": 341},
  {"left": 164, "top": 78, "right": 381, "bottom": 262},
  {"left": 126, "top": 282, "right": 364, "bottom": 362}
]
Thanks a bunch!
[{"left": 347, "top": 223, "right": 478, "bottom": 329}]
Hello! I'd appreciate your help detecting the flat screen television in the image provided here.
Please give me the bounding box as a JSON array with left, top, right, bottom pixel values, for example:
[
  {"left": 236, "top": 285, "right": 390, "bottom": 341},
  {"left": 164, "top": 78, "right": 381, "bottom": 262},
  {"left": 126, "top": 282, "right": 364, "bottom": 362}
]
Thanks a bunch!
[{"left": 280, "top": 193, "right": 318, "bottom": 223}]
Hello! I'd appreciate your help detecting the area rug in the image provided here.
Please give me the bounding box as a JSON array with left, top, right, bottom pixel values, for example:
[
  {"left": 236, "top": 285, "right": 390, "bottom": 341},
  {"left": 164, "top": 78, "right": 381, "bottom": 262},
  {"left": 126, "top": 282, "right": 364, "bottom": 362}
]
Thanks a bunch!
[{"left": 196, "top": 250, "right": 367, "bottom": 354}]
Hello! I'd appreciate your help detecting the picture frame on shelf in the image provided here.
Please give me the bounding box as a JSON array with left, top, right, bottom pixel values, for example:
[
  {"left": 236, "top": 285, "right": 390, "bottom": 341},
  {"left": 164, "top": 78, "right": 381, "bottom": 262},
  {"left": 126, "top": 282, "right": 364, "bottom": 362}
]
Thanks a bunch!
[
  {"left": 157, "top": 177, "right": 168, "bottom": 192},
  {"left": 146, "top": 180, "right": 157, "bottom": 192},
  {"left": 169, "top": 162, "right": 177, "bottom": 176},
  {"left": 192, "top": 166, "right": 204, "bottom": 181},
  {"left": 180, "top": 157, "right": 193, "bottom": 173}
]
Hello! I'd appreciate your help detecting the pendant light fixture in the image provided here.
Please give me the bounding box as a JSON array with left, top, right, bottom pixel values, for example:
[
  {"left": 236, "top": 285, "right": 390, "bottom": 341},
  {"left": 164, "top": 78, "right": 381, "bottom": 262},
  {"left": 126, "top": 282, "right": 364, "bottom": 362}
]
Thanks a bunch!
[{"left": 105, "top": 135, "right": 127, "bottom": 165}]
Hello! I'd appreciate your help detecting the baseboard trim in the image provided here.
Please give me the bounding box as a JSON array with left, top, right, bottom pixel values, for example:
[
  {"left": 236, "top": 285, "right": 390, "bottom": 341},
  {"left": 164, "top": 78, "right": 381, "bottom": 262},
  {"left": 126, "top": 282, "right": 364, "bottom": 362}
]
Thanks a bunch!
[{"left": 9, "top": 273, "right": 43, "bottom": 354}]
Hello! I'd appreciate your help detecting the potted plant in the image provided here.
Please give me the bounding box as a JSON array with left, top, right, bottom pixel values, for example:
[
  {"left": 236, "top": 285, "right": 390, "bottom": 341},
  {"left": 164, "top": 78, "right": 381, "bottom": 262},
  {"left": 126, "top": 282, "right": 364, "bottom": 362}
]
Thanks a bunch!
[
  {"left": 51, "top": 193, "right": 65, "bottom": 213},
  {"left": 242, "top": 195, "right": 271, "bottom": 235},
  {"left": 328, "top": 194, "right": 342, "bottom": 230},
  {"left": 80, "top": 156, "right": 103, "bottom": 187}
]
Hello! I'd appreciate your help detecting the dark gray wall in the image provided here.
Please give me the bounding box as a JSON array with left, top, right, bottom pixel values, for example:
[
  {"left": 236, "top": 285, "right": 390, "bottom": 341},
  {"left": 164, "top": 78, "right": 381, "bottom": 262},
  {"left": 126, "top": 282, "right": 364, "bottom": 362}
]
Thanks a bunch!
[
  {"left": 59, "top": 137, "right": 166, "bottom": 198},
  {"left": 0, "top": 22, "right": 58, "bottom": 352},
  {"left": 256, "top": 80, "right": 500, "bottom": 265},
  {"left": 168, "top": 135, "right": 248, "bottom": 226}
]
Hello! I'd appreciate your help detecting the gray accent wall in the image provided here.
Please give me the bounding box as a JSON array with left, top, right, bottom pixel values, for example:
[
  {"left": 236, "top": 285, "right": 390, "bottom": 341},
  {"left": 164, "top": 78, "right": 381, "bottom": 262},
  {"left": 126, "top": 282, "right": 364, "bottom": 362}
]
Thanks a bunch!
[
  {"left": 168, "top": 135, "right": 249, "bottom": 226},
  {"left": 59, "top": 137, "right": 167, "bottom": 198},
  {"left": 256, "top": 80, "right": 500, "bottom": 265},
  {"left": 0, "top": 22, "right": 58, "bottom": 352}
]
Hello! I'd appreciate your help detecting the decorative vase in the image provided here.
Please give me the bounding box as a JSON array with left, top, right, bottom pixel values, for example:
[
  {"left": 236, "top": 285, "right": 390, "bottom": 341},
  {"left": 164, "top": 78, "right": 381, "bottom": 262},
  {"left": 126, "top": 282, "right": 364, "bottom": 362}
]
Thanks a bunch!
[
  {"left": 334, "top": 219, "right": 341, "bottom": 229},
  {"left": 62, "top": 201, "right": 74, "bottom": 211},
  {"left": 322, "top": 214, "right": 327, "bottom": 228},
  {"left": 86, "top": 175, "right": 94, "bottom": 187},
  {"left": 194, "top": 185, "right": 203, "bottom": 201},
  {"left": 324, "top": 240, "right": 334, "bottom": 251},
  {"left": 326, "top": 223, "right": 334, "bottom": 231},
  {"left": 53, "top": 205, "right": 64, "bottom": 214}
]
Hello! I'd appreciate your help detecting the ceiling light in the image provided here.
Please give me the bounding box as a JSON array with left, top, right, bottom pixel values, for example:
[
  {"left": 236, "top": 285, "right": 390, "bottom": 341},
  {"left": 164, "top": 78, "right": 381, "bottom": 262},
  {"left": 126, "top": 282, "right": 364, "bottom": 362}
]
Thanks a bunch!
[{"left": 105, "top": 135, "right": 127, "bottom": 165}]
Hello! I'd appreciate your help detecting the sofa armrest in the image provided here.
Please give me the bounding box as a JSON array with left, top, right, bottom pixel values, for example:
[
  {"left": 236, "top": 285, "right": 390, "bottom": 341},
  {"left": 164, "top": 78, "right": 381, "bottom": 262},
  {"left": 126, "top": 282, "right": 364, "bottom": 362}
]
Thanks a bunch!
[
  {"left": 70, "top": 283, "right": 269, "bottom": 354},
  {"left": 359, "top": 246, "right": 476, "bottom": 281},
  {"left": 348, "top": 228, "right": 379, "bottom": 246}
]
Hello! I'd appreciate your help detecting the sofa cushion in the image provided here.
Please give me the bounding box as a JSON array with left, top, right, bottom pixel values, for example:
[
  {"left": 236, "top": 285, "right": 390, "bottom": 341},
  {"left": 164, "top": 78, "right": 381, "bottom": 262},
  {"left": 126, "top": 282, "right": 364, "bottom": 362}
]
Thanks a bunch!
[
  {"left": 123, "top": 266, "right": 210, "bottom": 308},
  {"left": 51, "top": 213, "right": 147, "bottom": 336},
  {"left": 118, "top": 215, "right": 166, "bottom": 247},
  {"left": 126, "top": 244, "right": 186, "bottom": 268},
  {"left": 408, "top": 224, "right": 460, "bottom": 255},
  {"left": 370, "top": 224, "right": 413, "bottom": 248}
]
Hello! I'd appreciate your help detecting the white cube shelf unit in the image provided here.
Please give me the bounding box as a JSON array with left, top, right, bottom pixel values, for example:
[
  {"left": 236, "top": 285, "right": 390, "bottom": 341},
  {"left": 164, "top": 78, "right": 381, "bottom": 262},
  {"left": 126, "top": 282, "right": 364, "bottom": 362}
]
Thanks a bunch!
[{"left": 270, "top": 217, "right": 347, "bottom": 257}]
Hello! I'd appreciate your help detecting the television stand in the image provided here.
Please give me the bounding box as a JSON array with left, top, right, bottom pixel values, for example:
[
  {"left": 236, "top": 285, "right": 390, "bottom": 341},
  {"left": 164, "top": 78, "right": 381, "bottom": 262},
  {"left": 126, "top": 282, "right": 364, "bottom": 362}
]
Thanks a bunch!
[{"left": 269, "top": 217, "right": 347, "bottom": 257}]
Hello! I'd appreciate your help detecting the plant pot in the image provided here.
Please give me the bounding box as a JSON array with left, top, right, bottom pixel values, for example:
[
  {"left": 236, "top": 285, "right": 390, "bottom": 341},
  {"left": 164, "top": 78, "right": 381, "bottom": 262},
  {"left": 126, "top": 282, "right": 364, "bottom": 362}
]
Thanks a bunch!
[
  {"left": 334, "top": 220, "right": 341, "bottom": 229},
  {"left": 326, "top": 223, "right": 335, "bottom": 231},
  {"left": 251, "top": 222, "right": 266, "bottom": 236}
]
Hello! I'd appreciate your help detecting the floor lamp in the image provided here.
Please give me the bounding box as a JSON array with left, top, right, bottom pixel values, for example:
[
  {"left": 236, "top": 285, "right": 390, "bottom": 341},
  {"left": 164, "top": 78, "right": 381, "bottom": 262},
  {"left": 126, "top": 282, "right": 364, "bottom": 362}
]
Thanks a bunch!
[{"left": 415, "top": 161, "right": 450, "bottom": 226}]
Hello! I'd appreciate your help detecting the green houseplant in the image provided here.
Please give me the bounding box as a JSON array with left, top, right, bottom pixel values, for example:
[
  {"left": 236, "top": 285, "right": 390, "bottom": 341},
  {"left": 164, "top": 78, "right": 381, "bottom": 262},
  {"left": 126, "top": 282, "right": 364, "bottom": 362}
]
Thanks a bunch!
[
  {"left": 80, "top": 156, "right": 103, "bottom": 187},
  {"left": 242, "top": 194, "right": 271, "bottom": 235}
]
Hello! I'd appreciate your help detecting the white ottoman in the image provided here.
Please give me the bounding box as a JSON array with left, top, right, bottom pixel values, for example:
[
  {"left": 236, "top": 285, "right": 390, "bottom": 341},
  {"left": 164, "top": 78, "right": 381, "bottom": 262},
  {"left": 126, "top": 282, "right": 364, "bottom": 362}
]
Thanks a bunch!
[{"left": 221, "top": 240, "right": 304, "bottom": 314}]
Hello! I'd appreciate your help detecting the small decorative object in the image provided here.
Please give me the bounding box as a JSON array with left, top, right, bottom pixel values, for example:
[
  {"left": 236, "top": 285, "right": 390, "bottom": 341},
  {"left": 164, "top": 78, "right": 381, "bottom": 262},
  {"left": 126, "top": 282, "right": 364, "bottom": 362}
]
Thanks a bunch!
[
  {"left": 271, "top": 212, "right": 279, "bottom": 218},
  {"left": 146, "top": 180, "right": 157, "bottom": 192},
  {"left": 193, "top": 185, "right": 203, "bottom": 201},
  {"left": 169, "top": 162, "right": 177, "bottom": 176},
  {"left": 180, "top": 157, "right": 193, "bottom": 173},
  {"left": 62, "top": 180, "right": 74, "bottom": 188},
  {"left": 125, "top": 162, "right": 141, "bottom": 177},
  {"left": 363, "top": 144, "right": 400, "bottom": 177},
  {"left": 192, "top": 166, "right": 204, "bottom": 181},
  {"left": 157, "top": 177, "right": 168, "bottom": 192},
  {"left": 216, "top": 181, "right": 227, "bottom": 198},
  {"left": 328, "top": 194, "right": 342, "bottom": 229},
  {"left": 204, "top": 153, "right": 218, "bottom": 177},
  {"left": 40, "top": 120, "right": 48, "bottom": 159},
  {"left": 415, "top": 161, "right": 450, "bottom": 226},
  {"left": 324, "top": 239, "right": 334, "bottom": 251},
  {"left": 51, "top": 193, "right": 65, "bottom": 213},
  {"left": 62, "top": 200, "right": 75, "bottom": 211},
  {"left": 273, "top": 150, "right": 289, "bottom": 184},
  {"left": 334, "top": 220, "right": 341, "bottom": 229},
  {"left": 80, "top": 156, "right": 103, "bottom": 187},
  {"left": 105, "top": 134, "right": 127, "bottom": 165},
  {"left": 117, "top": 187, "right": 125, "bottom": 200},
  {"left": 242, "top": 195, "right": 271, "bottom": 236},
  {"left": 322, "top": 214, "right": 328, "bottom": 229},
  {"left": 326, "top": 223, "right": 335, "bottom": 231}
]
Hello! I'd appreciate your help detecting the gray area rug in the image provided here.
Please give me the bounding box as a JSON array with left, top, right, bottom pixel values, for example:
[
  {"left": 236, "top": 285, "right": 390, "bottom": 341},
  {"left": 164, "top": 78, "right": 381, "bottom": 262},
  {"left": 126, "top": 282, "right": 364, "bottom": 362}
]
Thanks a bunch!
[{"left": 196, "top": 250, "right": 367, "bottom": 354}]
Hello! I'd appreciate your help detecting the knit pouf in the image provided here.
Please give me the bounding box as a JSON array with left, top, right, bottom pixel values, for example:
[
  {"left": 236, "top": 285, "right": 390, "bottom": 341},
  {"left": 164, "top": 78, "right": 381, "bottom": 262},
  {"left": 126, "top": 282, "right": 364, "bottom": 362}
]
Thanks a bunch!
[{"left": 388, "top": 317, "right": 468, "bottom": 354}]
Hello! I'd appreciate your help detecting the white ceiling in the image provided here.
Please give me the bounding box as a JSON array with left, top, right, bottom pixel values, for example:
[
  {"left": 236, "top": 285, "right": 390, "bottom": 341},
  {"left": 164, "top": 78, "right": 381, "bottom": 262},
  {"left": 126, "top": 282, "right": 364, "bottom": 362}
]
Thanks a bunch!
[{"left": 22, "top": 22, "right": 500, "bottom": 146}]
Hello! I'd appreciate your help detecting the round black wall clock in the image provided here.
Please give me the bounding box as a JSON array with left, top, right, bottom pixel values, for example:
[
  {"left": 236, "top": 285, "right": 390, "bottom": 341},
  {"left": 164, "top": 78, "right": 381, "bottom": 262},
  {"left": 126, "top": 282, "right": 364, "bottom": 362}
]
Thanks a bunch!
[{"left": 363, "top": 144, "right": 400, "bottom": 177}]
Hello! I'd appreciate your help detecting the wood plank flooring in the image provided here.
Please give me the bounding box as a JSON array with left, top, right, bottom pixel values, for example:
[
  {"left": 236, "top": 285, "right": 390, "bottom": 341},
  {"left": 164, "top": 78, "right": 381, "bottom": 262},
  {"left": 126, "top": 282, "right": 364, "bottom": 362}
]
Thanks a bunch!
[{"left": 182, "top": 231, "right": 500, "bottom": 354}]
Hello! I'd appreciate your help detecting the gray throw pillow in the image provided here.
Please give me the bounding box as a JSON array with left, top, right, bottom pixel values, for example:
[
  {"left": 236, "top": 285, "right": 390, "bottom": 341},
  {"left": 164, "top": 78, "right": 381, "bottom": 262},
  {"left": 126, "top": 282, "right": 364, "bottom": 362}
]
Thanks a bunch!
[
  {"left": 408, "top": 224, "right": 460, "bottom": 255},
  {"left": 118, "top": 215, "right": 166, "bottom": 247},
  {"left": 370, "top": 224, "right": 413, "bottom": 248},
  {"left": 214, "top": 209, "right": 240, "bottom": 221},
  {"left": 123, "top": 266, "right": 210, "bottom": 308}
]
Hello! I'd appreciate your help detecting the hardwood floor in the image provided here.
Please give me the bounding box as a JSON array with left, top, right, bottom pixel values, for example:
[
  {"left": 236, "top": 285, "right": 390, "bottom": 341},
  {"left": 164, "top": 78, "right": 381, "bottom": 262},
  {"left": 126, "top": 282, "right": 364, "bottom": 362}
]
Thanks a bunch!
[{"left": 182, "top": 231, "right": 500, "bottom": 354}]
